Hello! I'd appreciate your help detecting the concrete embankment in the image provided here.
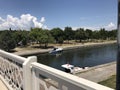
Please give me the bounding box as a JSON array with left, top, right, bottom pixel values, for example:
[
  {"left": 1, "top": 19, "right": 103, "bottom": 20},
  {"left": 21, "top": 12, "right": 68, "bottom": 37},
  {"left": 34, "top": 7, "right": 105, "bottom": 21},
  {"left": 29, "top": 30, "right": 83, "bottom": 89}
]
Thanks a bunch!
[
  {"left": 14, "top": 41, "right": 116, "bottom": 56},
  {"left": 43, "top": 61, "right": 116, "bottom": 87},
  {"left": 75, "top": 61, "right": 116, "bottom": 83}
]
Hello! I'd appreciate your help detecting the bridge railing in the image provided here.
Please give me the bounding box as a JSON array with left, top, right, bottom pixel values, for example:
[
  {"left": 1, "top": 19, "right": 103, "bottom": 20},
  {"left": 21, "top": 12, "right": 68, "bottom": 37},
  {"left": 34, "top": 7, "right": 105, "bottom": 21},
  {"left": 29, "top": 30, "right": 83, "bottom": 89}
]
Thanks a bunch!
[
  {"left": 0, "top": 50, "right": 26, "bottom": 90},
  {"left": 0, "top": 49, "right": 114, "bottom": 90},
  {"left": 31, "top": 62, "right": 114, "bottom": 90}
]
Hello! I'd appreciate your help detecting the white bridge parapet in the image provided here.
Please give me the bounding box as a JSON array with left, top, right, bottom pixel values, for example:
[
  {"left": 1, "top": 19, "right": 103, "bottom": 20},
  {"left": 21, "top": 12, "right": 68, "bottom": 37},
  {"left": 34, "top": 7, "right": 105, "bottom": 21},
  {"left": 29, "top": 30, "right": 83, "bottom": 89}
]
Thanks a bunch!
[
  {"left": 0, "top": 49, "right": 114, "bottom": 90},
  {"left": 0, "top": 49, "right": 26, "bottom": 90}
]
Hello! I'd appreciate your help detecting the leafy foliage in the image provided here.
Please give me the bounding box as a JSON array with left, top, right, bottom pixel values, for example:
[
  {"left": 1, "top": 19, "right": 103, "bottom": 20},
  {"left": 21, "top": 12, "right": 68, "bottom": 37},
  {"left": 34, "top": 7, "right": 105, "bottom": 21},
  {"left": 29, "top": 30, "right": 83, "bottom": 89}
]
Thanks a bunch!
[
  {"left": 13, "top": 30, "right": 29, "bottom": 46},
  {"left": 0, "top": 27, "right": 117, "bottom": 51},
  {"left": 64, "top": 27, "right": 74, "bottom": 42},
  {"left": 30, "top": 28, "right": 54, "bottom": 48},
  {"left": 0, "top": 30, "right": 16, "bottom": 51},
  {"left": 75, "top": 28, "right": 85, "bottom": 42},
  {"left": 50, "top": 28, "right": 64, "bottom": 43}
]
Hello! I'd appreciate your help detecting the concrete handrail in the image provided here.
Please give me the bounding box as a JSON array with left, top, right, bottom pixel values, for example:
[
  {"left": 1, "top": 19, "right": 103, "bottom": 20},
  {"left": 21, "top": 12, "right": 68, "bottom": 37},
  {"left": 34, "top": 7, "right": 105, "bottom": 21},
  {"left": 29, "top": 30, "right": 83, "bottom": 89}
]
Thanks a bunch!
[
  {"left": 0, "top": 49, "right": 114, "bottom": 90},
  {"left": 0, "top": 49, "right": 26, "bottom": 64},
  {"left": 31, "top": 62, "right": 114, "bottom": 90}
]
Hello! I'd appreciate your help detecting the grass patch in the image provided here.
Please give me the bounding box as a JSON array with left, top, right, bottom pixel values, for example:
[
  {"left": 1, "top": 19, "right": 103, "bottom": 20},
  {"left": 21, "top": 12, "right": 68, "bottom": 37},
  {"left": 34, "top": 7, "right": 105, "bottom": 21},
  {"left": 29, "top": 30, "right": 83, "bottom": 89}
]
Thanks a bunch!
[{"left": 98, "top": 75, "right": 116, "bottom": 89}]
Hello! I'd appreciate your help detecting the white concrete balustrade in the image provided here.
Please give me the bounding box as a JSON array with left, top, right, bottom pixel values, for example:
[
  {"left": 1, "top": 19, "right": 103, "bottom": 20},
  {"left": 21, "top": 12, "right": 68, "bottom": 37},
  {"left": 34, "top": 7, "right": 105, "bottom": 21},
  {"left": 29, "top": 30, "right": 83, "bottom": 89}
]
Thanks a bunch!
[{"left": 0, "top": 49, "right": 114, "bottom": 90}]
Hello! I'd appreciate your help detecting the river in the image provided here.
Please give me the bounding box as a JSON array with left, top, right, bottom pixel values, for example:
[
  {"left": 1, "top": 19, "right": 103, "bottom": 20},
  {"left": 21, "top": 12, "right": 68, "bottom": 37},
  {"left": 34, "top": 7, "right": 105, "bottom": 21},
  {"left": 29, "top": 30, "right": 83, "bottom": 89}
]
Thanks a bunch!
[{"left": 36, "top": 43, "right": 117, "bottom": 71}]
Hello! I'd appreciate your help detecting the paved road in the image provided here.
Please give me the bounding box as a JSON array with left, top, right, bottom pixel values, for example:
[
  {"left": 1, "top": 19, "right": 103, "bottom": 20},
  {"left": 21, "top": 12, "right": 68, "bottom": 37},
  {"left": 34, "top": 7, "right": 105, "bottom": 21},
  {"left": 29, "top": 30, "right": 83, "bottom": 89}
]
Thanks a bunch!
[{"left": 75, "top": 62, "right": 116, "bottom": 82}]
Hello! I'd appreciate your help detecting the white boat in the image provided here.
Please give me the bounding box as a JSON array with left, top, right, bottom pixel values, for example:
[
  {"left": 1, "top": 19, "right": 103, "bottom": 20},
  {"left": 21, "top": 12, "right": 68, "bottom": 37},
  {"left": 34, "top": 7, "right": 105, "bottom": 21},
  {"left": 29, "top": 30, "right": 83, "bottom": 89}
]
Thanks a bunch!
[
  {"left": 61, "top": 64, "right": 74, "bottom": 73},
  {"left": 61, "top": 64, "right": 88, "bottom": 74},
  {"left": 49, "top": 48, "right": 63, "bottom": 54}
]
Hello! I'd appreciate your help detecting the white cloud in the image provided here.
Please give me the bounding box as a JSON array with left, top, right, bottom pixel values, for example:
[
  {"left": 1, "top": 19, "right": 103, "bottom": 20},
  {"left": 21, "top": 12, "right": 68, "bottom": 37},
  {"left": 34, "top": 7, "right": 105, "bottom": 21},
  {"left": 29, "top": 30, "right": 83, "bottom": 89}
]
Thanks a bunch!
[
  {"left": 0, "top": 17, "right": 5, "bottom": 24},
  {"left": 72, "top": 26, "right": 100, "bottom": 31},
  {"left": 0, "top": 14, "right": 47, "bottom": 30},
  {"left": 72, "top": 22, "right": 117, "bottom": 31},
  {"left": 104, "top": 22, "right": 116, "bottom": 30},
  {"left": 40, "top": 17, "right": 45, "bottom": 23}
]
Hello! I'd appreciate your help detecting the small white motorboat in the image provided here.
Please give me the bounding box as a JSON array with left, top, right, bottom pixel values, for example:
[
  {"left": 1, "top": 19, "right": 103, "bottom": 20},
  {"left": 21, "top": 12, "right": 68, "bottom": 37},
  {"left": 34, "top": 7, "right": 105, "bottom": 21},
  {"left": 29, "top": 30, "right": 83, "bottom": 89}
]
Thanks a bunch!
[
  {"left": 49, "top": 47, "right": 63, "bottom": 54},
  {"left": 61, "top": 64, "right": 74, "bottom": 73},
  {"left": 61, "top": 64, "right": 88, "bottom": 74}
]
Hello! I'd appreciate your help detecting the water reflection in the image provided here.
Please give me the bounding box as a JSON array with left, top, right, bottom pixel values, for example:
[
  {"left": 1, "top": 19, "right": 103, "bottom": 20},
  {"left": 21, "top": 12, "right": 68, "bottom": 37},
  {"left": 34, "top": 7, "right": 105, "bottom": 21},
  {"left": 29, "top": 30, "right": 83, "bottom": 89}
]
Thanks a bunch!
[{"left": 37, "top": 44, "right": 117, "bottom": 71}]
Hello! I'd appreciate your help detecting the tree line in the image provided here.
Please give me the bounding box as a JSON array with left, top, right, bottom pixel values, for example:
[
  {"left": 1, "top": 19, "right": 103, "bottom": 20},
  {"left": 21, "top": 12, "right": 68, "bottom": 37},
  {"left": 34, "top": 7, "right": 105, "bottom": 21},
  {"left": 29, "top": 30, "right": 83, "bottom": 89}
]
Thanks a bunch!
[{"left": 0, "top": 27, "right": 117, "bottom": 51}]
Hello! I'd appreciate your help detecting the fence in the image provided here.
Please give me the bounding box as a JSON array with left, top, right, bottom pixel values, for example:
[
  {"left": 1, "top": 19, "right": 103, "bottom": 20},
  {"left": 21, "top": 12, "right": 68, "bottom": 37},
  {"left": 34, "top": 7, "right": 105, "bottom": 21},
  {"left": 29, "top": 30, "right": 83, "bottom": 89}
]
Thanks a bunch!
[{"left": 0, "top": 49, "right": 113, "bottom": 90}]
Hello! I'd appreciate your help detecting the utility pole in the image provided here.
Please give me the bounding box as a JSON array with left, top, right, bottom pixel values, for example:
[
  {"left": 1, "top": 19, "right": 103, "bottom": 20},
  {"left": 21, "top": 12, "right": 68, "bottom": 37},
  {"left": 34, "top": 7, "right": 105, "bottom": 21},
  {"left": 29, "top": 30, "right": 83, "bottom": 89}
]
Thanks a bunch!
[{"left": 117, "top": 0, "right": 120, "bottom": 89}]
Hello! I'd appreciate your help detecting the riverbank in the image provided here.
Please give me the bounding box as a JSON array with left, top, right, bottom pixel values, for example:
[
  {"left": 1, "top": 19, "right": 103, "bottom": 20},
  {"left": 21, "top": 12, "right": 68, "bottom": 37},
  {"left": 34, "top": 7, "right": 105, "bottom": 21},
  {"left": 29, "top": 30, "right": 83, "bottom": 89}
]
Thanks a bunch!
[
  {"left": 75, "top": 61, "right": 116, "bottom": 83},
  {"left": 62, "top": 40, "right": 116, "bottom": 51},
  {"left": 13, "top": 40, "right": 116, "bottom": 56}
]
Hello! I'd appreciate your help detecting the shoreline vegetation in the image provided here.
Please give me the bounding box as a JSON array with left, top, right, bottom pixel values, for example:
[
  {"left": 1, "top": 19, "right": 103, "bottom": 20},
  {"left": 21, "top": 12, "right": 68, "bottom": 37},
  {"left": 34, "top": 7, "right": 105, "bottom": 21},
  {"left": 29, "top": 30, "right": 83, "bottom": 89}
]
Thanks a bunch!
[
  {"left": 0, "top": 28, "right": 117, "bottom": 52},
  {"left": 13, "top": 40, "right": 117, "bottom": 56}
]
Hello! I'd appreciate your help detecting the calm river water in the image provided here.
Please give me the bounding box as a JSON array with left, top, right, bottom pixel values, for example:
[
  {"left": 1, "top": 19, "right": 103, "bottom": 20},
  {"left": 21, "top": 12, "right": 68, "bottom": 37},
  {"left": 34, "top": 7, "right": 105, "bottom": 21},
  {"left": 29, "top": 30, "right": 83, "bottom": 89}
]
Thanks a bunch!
[{"left": 37, "top": 44, "right": 117, "bottom": 71}]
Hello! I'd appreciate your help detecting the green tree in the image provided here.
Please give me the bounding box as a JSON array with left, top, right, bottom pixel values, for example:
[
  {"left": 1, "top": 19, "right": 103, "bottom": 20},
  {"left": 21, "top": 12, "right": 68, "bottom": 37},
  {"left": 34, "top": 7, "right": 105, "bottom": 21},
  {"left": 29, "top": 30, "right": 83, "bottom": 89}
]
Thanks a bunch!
[
  {"left": 92, "top": 31, "right": 100, "bottom": 39},
  {"left": 29, "top": 28, "right": 43, "bottom": 45},
  {"left": 30, "top": 28, "right": 54, "bottom": 48},
  {"left": 99, "top": 28, "right": 107, "bottom": 40},
  {"left": 0, "top": 30, "right": 16, "bottom": 51},
  {"left": 39, "top": 30, "right": 54, "bottom": 48},
  {"left": 85, "top": 29, "right": 93, "bottom": 40},
  {"left": 75, "top": 28, "right": 85, "bottom": 42},
  {"left": 107, "top": 30, "right": 117, "bottom": 40},
  {"left": 13, "top": 30, "right": 29, "bottom": 46},
  {"left": 58, "top": 37, "right": 64, "bottom": 44},
  {"left": 64, "top": 27, "right": 74, "bottom": 43},
  {"left": 50, "top": 28, "right": 64, "bottom": 43}
]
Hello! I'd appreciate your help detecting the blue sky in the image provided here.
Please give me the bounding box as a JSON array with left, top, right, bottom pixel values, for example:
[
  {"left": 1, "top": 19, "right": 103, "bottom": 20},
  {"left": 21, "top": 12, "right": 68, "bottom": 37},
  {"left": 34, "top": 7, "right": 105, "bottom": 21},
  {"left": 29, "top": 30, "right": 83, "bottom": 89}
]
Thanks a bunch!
[{"left": 0, "top": 0, "right": 117, "bottom": 30}]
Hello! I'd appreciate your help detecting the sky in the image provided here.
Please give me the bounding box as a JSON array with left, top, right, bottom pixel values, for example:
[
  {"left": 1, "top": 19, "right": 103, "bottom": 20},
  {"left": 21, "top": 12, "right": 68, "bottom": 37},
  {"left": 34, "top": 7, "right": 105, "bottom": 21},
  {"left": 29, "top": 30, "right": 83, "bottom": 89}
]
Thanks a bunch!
[{"left": 0, "top": 0, "right": 117, "bottom": 30}]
